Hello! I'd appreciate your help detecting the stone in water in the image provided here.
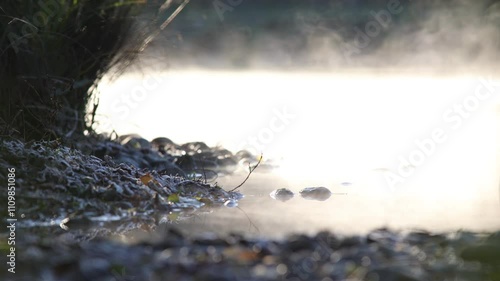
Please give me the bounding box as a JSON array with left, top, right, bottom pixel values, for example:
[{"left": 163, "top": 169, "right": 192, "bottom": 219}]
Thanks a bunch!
[
  {"left": 270, "top": 188, "right": 295, "bottom": 202},
  {"left": 299, "top": 187, "right": 332, "bottom": 201}
]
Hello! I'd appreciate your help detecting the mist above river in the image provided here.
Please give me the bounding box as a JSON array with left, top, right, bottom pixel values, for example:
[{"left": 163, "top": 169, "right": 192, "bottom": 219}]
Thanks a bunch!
[
  {"left": 94, "top": 0, "right": 500, "bottom": 236},
  {"left": 135, "top": 0, "right": 500, "bottom": 72}
]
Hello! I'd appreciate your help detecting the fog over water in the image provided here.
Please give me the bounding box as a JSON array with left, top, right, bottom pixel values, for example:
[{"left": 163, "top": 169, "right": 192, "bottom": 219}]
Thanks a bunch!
[
  {"left": 96, "top": 0, "right": 500, "bottom": 236},
  {"left": 136, "top": 0, "right": 500, "bottom": 71}
]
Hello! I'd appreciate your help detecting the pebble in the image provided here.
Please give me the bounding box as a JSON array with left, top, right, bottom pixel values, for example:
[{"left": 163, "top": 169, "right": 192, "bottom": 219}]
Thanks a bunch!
[
  {"left": 299, "top": 187, "right": 332, "bottom": 201},
  {"left": 269, "top": 188, "right": 295, "bottom": 202},
  {"left": 224, "top": 199, "right": 238, "bottom": 208}
]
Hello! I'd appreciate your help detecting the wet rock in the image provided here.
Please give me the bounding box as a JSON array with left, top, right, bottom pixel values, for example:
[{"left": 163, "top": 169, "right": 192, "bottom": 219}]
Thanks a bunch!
[
  {"left": 299, "top": 186, "right": 332, "bottom": 201},
  {"left": 113, "top": 201, "right": 134, "bottom": 210},
  {"left": 367, "top": 228, "right": 401, "bottom": 244},
  {"left": 216, "top": 157, "right": 238, "bottom": 173},
  {"left": 214, "top": 148, "right": 233, "bottom": 158},
  {"left": 286, "top": 234, "right": 317, "bottom": 252},
  {"left": 194, "top": 233, "right": 230, "bottom": 246},
  {"left": 151, "top": 137, "right": 175, "bottom": 154},
  {"left": 181, "top": 142, "right": 210, "bottom": 154},
  {"left": 116, "top": 133, "right": 141, "bottom": 143},
  {"left": 235, "top": 150, "right": 254, "bottom": 161},
  {"left": 339, "top": 235, "right": 365, "bottom": 248},
  {"left": 176, "top": 154, "right": 196, "bottom": 171},
  {"left": 406, "top": 230, "right": 447, "bottom": 247},
  {"left": 91, "top": 134, "right": 242, "bottom": 177},
  {"left": 314, "top": 231, "right": 341, "bottom": 249},
  {"left": 121, "top": 136, "right": 152, "bottom": 150},
  {"left": 224, "top": 199, "right": 238, "bottom": 208},
  {"left": 190, "top": 156, "right": 218, "bottom": 170},
  {"left": 148, "top": 158, "right": 185, "bottom": 176},
  {"left": 269, "top": 188, "right": 294, "bottom": 202}
]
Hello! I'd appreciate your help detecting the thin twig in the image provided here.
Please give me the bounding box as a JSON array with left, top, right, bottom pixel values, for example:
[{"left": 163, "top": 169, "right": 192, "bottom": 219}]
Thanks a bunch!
[
  {"left": 228, "top": 154, "right": 262, "bottom": 192},
  {"left": 236, "top": 206, "right": 260, "bottom": 234}
]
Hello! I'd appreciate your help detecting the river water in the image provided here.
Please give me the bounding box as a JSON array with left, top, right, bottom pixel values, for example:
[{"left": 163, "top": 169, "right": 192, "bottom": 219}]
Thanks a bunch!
[{"left": 96, "top": 70, "right": 500, "bottom": 238}]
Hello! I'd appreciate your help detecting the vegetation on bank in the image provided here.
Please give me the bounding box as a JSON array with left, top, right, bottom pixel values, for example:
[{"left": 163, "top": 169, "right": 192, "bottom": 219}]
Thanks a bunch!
[{"left": 0, "top": 0, "right": 187, "bottom": 141}]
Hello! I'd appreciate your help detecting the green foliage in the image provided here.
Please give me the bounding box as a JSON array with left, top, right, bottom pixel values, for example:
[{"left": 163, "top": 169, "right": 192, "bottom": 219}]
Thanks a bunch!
[{"left": 0, "top": 0, "right": 148, "bottom": 140}]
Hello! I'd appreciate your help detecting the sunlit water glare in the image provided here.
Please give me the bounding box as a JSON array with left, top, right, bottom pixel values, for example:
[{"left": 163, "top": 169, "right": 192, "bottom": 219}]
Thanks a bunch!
[{"left": 96, "top": 71, "right": 500, "bottom": 237}]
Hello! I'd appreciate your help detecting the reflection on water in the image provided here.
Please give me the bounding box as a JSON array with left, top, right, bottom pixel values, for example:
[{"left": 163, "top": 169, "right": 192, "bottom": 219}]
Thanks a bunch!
[
  {"left": 97, "top": 71, "right": 500, "bottom": 238},
  {"left": 149, "top": 171, "right": 499, "bottom": 240}
]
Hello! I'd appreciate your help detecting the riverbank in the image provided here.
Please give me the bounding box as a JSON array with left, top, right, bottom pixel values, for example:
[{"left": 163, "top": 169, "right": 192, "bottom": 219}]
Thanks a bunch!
[{"left": 1, "top": 136, "right": 499, "bottom": 280}]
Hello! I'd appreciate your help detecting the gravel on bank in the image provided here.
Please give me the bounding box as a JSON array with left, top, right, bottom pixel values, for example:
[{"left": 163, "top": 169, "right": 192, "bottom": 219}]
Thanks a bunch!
[
  {"left": 5, "top": 227, "right": 500, "bottom": 281},
  {"left": 0, "top": 137, "right": 245, "bottom": 229}
]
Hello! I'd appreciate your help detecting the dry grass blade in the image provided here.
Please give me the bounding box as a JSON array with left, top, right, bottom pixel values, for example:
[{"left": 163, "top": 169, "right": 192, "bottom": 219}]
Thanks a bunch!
[{"left": 140, "top": 0, "right": 190, "bottom": 51}]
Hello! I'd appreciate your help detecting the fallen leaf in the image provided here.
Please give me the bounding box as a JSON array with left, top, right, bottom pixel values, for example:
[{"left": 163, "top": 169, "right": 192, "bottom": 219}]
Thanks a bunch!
[{"left": 140, "top": 173, "right": 153, "bottom": 185}]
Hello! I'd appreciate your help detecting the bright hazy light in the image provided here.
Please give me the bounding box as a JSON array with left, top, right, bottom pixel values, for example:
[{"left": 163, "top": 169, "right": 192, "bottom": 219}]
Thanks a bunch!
[{"left": 96, "top": 71, "right": 499, "bottom": 199}]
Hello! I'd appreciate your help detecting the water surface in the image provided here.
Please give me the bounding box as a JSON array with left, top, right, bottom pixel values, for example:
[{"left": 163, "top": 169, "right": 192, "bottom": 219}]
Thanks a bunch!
[{"left": 97, "top": 70, "right": 500, "bottom": 238}]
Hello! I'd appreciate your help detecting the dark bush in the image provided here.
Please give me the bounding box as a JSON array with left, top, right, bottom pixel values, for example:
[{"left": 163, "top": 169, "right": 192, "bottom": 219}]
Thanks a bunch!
[{"left": 0, "top": 0, "right": 153, "bottom": 140}]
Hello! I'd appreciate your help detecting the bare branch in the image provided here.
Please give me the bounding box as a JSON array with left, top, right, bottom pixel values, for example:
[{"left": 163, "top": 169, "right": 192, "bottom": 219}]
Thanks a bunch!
[{"left": 228, "top": 153, "right": 263, "bottom": 192}]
